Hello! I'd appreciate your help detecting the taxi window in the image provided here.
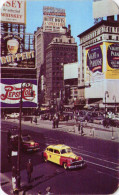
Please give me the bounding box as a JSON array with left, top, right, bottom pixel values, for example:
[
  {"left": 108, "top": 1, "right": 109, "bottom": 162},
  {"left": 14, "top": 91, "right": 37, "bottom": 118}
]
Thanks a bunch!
[
  {"left": 49, "top": 148, "right": 53, "bottom": 152},
  {"left": 61, "top": 149, "right": 67, "bottom": 154},
  {"left": 54, "top": 150, "right": 60, "bottom": 154}
]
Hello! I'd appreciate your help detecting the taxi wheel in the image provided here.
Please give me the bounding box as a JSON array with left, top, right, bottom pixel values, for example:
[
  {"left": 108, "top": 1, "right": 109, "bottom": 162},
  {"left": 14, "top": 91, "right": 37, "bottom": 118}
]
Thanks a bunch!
[
  {"left": 63, "top": 162, "right": 68, "bottom": 170},
  {"left": 44, "top": 157, "right": 47, "bottom": 162}
]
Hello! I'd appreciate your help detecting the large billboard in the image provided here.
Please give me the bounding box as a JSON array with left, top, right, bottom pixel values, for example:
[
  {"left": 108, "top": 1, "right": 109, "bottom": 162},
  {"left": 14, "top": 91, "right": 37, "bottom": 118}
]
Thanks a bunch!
[
  {"left": 43, "top": 6, "right": 66, "bottom": 32},
  {"left": 86, "top": 42, "right": 119, "bottom": 82},
  {"left": 105, "top": 42, "right": 119, "bottom": 79},
  {"left": 1, "top": 0, "right": 26, "bottom": 24},
  {"left": 0, "top": 79, "right": 37, "bottom": 108},
  {"left": 86, "top": 43, "right": 104, "bottom": 83},
  {"left": 1, "top": 33, "right": 35, "bottom": 68}
]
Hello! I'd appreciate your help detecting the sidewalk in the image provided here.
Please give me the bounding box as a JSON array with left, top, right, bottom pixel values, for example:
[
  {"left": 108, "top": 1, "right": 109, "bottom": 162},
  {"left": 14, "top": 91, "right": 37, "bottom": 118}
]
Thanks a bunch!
[{"left": 3, "top": 117, "right": 119, "bottom": 142}]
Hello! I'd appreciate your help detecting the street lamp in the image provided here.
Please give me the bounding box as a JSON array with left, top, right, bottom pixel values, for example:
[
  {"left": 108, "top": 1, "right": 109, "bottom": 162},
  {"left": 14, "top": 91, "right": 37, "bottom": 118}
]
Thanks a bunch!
[
  {"left": 16, "top": 82, "right": 33, "bottom": 189},
  {"left": 113, "top": 95, "right": 116, "bottom": 114},
  {"left": 105, "top": 91, "right": 109, "bottom": 119}
]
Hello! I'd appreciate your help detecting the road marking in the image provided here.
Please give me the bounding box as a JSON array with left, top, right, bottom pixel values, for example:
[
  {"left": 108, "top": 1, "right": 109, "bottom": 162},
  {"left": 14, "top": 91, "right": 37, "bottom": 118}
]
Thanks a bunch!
[
  {"left": 86, "top": 160, "right": 119, "bottom": 173},
  {"left": 72, "top": 146, "right": 119, "bottom": 166}
]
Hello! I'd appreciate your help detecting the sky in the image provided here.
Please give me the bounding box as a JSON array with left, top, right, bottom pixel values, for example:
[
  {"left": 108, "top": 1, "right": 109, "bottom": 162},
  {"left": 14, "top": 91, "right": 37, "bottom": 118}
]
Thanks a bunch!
[{"left": 26, "top": 0, "right": 94, "bottom": 46}]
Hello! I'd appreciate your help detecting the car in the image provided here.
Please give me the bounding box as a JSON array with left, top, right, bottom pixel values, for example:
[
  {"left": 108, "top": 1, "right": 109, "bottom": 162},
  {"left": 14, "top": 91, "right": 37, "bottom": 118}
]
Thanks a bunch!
[
  {"left": 43, "top": 144, "right": 86, "bottom": 169},
  {"left": 93, "top": 115, "right": 104, "bottom": 125},
  {"left": 10, "top": 134, "right": 40, "bottom": 152},
  {"left": 41, "top": 114, "right": 49, "bottom": 120},
  {"left": 6, "top": 112, "right": 20, "bottom": 119}
]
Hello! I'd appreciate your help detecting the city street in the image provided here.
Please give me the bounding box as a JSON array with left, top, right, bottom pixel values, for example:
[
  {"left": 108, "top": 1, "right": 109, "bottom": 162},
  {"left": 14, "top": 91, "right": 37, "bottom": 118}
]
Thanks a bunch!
[{"left": 1, "top": 119, "right": 119, "bottom": 195}]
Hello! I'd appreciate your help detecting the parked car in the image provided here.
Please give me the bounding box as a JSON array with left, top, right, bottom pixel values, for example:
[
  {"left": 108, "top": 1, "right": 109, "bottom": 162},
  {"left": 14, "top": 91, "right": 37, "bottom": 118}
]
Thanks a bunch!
[
  {"left": 93, "top": 115, "right": 104, "bottom": 125},
  {"left": 103, "top": 118, "right": 119, "bottom": 127},
  {"left": 6, "top": 113, "right": 19, "bottom": 119},
  {"left": 41, "top": 114, "right": 49, "bottom": 120},
  {"left": 10, "top": 134, "right": 40, "bottom": 152},
  {"left": 43, "top": 144, "right": 86, "bottom": 169}
]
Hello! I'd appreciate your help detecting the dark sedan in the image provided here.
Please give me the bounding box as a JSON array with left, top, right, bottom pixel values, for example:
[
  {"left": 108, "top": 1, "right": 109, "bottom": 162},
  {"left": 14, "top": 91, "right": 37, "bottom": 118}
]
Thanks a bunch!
[{"left": 10, "top": 134, "right": 40, "bottom": 152}]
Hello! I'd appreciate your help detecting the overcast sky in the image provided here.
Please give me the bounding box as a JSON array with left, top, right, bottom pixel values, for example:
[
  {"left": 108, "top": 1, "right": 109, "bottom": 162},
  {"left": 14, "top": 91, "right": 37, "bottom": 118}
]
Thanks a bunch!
[{"left": 26, "top": 0, "right": 94, "bottom": 45}]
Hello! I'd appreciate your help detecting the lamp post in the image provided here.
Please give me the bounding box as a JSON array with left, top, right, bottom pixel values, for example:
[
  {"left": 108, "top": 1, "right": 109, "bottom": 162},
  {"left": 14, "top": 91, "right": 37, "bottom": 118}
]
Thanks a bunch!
[
  {"left": 16, "top": 83, "right": 33, "bottom": 189},
  {"left": 113, "top": 95, "right": 116, "bottom": 114},
  {"left": 105, "top": 91, "right": 109, "bottom": 119}
]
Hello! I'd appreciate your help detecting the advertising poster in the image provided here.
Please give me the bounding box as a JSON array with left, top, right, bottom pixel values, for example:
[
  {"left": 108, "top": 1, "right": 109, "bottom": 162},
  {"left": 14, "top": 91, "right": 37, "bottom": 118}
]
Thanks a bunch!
[
  {"left": 105, "top": 42, "right": 119, "bottom": 79},
  {"left": 86, "top": 43, "right": 104, "bottom": 83},
  {"left": 1, "top": 0, "right": 26, "bottom": 24},
  {"left": 0, "top": 79, "right": 37, "bottom": 108}
]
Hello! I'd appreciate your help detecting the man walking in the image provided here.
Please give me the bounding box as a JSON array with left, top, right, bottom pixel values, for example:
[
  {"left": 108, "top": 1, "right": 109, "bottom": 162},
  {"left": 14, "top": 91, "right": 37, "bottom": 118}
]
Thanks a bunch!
[{"left": 26, "top": 159, "right": 33, "bottom": 183}]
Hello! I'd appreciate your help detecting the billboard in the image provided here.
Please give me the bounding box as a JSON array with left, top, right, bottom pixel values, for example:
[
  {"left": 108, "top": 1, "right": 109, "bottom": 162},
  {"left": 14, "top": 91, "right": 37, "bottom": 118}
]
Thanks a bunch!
[
  {"left": 0, "top": 79, "right": 37, "bottom": 108},
  {"left": 43, "top": 6, "right": 66, "bottom": 16},
  {"left": 1, "top": 0, "right": 26, "bottom": 24},
  {"left": 86, "top": 43, "right": 104, "bottom": 83},
  {"left": 1, "top": 34, "right": 35, "bottom": 68},
  {"left": 64, "top": 63, "right": 79, "bottom": 80},
  {"left": 43, "top": 6, "right": 66, "bottom": 32},
  {"left": 105, "top": 42, "right": 119, "bottom": 79}
]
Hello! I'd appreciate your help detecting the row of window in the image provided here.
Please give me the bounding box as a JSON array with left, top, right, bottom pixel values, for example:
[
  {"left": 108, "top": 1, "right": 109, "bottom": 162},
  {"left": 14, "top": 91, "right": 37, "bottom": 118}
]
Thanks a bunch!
[
  {"left": 81, "top": 25, "right": 119, "bottom": 44},
  {"left": 51, "top": 47, "right": 77, "bottom": 51}
]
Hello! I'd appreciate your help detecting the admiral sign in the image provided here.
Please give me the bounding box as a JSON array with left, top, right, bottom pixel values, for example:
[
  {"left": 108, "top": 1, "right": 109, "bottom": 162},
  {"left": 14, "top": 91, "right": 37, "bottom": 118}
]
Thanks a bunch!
[
  {"left": 43, "top": 6, "right": 66, "bottom": 32},
  {"left": 0, "top": 79, "right": 37, "bottom": 108},
  {"left": 43, "top": 6, "right": 66, "bottom": 16},
  {"left": 1, "top": 0, "right": 26, "bottom": 24}
]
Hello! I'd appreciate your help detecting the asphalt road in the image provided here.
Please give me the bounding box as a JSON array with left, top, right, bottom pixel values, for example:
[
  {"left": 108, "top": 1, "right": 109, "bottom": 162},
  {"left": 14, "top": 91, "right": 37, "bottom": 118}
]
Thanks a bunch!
[{"left": 1, "top": 121, "right": 119, "bottom": 195}]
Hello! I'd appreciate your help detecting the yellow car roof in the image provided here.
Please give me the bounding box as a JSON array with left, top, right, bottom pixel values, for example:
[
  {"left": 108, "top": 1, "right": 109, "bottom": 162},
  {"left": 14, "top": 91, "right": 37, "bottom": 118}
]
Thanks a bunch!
[{"left": 47, "top": 144, "right": 70, "bottom": 150}]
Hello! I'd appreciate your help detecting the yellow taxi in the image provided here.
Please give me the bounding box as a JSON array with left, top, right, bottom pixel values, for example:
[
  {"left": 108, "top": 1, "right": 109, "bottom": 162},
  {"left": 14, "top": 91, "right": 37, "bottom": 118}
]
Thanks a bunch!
[{"left": 43, "top": 144, "right": 86, "bottom": 169}]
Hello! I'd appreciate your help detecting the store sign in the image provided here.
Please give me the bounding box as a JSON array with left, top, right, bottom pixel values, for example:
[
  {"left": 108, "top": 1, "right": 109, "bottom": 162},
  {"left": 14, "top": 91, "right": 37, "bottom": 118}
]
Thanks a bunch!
[
  {"left": 107, "top": 43, "right": 119, "bottom": 69},
  {"left": 87, "top": 45, "right": 103, "bottom": 73},
  {"left": 0, "top": 79, "right": 37, "bottom": 108},
  {"left": 1, "top": 0, "right": 26, "bottom": 24}
]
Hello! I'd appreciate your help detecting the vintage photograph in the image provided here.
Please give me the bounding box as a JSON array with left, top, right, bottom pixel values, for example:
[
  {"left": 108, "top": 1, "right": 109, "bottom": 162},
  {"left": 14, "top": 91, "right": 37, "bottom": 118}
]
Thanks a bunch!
[{"left": 0, "top": 0, "right": 119, "bottom": 194}]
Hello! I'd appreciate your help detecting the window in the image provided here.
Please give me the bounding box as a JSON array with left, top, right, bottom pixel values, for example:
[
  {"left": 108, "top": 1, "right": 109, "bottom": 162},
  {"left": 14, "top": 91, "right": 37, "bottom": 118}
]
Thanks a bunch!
[
  {"left": 116, "top": 36, "right": 118, "bottom": 41},
  {"left": 49, "top": 148, "right": 53, "bottom": 152},
  {"left": 109, "top": 35, "right": 112, "bottom": 40},
  {"left": 54, "top": 150, "right": 60, "bottom": 154}
]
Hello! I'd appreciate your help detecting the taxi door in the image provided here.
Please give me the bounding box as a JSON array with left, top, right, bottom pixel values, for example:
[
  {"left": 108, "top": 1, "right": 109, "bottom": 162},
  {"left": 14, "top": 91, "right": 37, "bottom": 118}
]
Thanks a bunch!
[{"left": 51, "top": 149, "right": 61, "bottom": 165}]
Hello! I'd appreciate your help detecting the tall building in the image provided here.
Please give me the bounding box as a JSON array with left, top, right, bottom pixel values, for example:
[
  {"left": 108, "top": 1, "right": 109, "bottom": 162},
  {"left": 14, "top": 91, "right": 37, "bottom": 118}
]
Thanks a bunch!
[
  {"left": 34, "top": 6, "right": 66, "bottom": 80},
  {"left": 34, "top": 6, "right": 78, "bottom": 105},
  {"left": 45, "top": 34, "right": 78, "bottom": 104},
  {"left": 78, "top": 17, "right": 119, "bottom": 110},
  {"left": 1, "top": 0, "right": 37, "bottom": 115}
]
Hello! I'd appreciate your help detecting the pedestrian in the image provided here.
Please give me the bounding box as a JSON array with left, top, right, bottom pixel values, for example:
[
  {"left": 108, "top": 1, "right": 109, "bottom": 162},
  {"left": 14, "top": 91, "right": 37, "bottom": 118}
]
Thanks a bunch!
[
  {"left": 81, "top": 123, "right": 84, "bottom": 136},
  {"left": 12, "top": 166, "right": 17, "bottom": 193},
  {"left": 35, "top": 117, "right": 37, "bottom": 124},
  {"left": 46, "top": 186, "right": 51, "bottom": 195},
  {"left": 55, "top": 113, "right": 59, "bottom": 128},
  {"left": 26, "top": 159, "right": 33, "bottom": 183},
  {"left": 78, "top": 122, "right": 80, "bottom": 133},
  {"left": 7, "top": 144, "right": 12, "bottom": 162},
  {"left": 7, "top": 129, "right": 11, "bottom": 143},
  {"left": 52, "top": 115, "right": 56, "bottom": 128}
]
